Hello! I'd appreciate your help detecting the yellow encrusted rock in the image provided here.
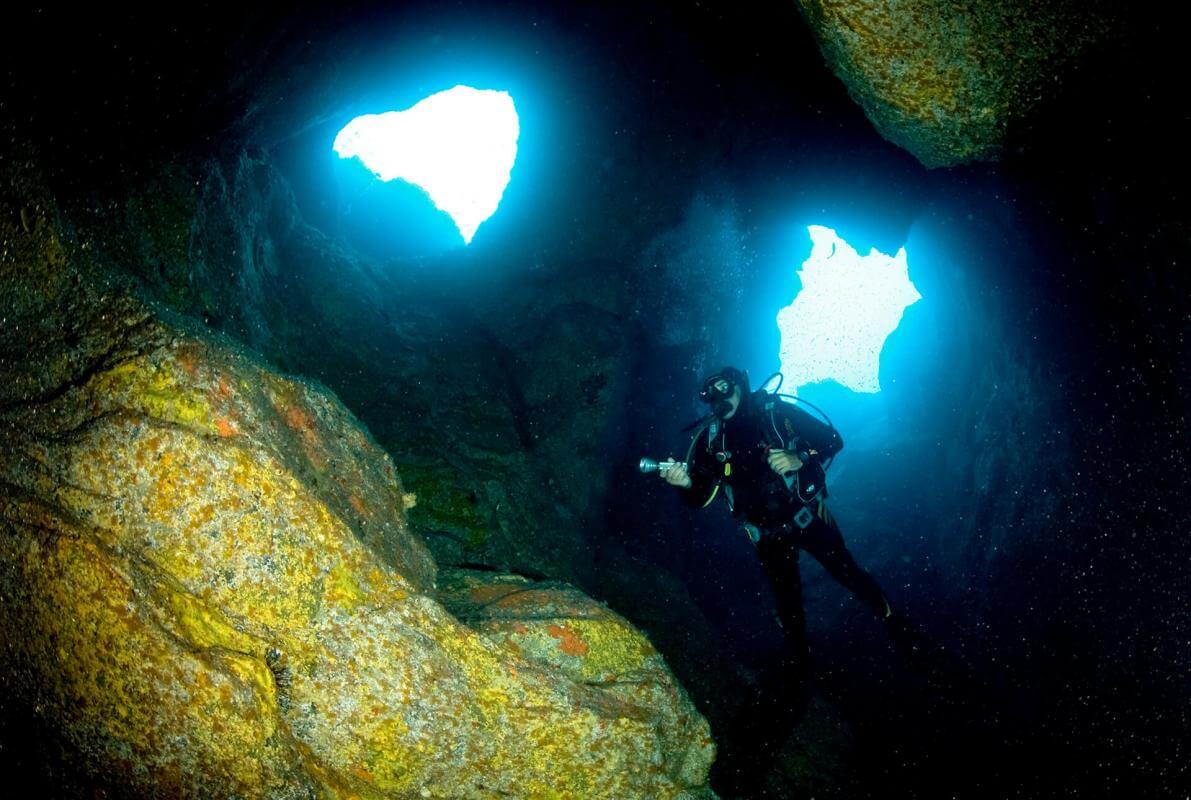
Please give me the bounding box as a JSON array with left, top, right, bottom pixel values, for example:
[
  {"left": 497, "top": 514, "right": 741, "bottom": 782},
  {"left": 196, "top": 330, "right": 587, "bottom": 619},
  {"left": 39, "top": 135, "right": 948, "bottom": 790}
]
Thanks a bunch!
[{"left": 0, "top": 199, "right": 716, "bottom": 798}]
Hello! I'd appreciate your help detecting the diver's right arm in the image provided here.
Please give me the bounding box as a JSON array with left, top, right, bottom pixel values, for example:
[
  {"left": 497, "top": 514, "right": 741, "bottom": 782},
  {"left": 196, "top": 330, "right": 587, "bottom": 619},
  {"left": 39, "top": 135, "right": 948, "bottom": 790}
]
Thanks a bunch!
[{"left": 660, "top": 450, "right": 718, "bottom": 508}]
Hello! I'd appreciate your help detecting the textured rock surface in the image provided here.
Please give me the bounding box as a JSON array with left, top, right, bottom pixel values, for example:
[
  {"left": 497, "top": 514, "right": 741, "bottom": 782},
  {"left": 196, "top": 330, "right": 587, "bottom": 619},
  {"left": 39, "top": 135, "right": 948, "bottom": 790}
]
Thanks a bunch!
[
  {"left": 794, "top": 0, "right": 1109, "bottom": 167},
  {"left": 0, "top": 181, "right": 714, "bottom": 798},
  {"left": 64, "top": 151, "right": 631, "bottom": 589},
  {"left": 437, "top": 569, "right": 716, "bottom": 789}
]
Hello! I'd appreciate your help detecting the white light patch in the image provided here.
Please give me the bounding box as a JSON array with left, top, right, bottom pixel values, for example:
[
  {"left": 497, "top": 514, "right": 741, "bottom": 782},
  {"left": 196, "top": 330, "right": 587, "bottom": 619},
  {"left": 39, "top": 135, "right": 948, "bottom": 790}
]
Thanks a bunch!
[
  {"left": 333, "top": 85, "right": 519, "bottom": 244},
  {"left": 777, "top": 226, "right": 921, "bottom": 393}
]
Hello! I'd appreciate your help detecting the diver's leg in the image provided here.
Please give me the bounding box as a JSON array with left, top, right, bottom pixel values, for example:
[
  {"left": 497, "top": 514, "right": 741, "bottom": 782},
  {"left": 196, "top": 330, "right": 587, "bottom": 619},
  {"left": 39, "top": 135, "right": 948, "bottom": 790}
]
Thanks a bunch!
[
  {"left": 754, "top": 531, "right": 809, "bottom": 680},
  {"left": 714, "top": 529, "right": 810, "bottom": 794},
  {"left": 799, "top": 505, "right": 891, "bottom": 618}
]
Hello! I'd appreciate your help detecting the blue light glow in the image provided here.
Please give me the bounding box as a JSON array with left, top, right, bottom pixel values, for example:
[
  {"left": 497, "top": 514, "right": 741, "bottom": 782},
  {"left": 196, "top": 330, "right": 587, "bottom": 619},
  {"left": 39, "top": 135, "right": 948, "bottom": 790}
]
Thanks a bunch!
[
  {"left": 333, "top": 85, "right": 520, "bottom": 244},
  {"left": 777, "top": 226, "right": 921, "bottom": 393}
]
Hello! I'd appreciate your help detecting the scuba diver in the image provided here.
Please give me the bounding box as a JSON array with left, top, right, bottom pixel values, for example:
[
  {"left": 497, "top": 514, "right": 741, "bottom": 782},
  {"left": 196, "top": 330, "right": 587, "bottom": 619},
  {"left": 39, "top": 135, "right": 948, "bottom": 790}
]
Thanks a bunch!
[
  {"left": 653, "top": 366, "right": 899, "bottom": 685},
  {"left": 648, "top": 367, "right": 949, "bottom": 795}
]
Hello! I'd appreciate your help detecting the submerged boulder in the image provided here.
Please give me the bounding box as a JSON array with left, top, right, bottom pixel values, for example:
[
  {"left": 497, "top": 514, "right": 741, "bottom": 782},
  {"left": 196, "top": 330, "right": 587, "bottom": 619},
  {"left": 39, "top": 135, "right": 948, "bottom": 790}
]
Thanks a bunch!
[
  {"left": 437, "top": 568, "right": 716, "bottom": 790},
  {"left": 71, "top": 150, "right": 632, "bottom": 592},
  {"left": 794, "top": 0, "right": 1109, "bottom": 167},
  {"left": 0, "top": 184, "right": 714, "bottom": 798}
]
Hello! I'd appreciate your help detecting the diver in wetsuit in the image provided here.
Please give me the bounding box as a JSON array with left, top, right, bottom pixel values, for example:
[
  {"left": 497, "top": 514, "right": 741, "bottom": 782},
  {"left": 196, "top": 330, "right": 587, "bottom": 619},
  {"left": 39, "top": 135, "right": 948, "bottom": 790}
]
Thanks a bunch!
[
  {"left": 658, "top": 366, "right": 894, "bottom": 681},
  {"left": 655, "top": 369, "right": 943, "bottom": 795}
]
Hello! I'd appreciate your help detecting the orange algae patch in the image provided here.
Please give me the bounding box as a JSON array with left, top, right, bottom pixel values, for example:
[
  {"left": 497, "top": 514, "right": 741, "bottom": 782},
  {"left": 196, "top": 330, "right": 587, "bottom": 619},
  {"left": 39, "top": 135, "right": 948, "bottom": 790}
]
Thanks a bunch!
[
  {"left": 547, "top": 624, "right": 589, "bottom": 658},
  {"left": 468, "top": 585, "right": 516, "bottom": 604},
  {"left": 215, "top": 417, "right": 238, "bottom": 438},
  {"left": 493, "top": 590, "right": 540, "bottom": 609},
  {"left": 284, "top": 404, "right": 316, "bottom": 436},
  {"left": 175, "top": 346, "right": 201, "bottom": 378},
  {"left": 280, "top": 401, "right": 329, "bottom": 469}
]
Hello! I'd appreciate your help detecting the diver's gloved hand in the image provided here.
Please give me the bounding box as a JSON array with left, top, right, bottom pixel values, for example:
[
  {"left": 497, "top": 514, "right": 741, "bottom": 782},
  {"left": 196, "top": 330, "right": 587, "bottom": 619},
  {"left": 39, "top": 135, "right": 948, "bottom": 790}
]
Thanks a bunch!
[
  {"left": 659, "top": 457, "right": 692, "bottom": 489},
  {"left": 766, "top": 448, "right": 804, "bottom": 476}
]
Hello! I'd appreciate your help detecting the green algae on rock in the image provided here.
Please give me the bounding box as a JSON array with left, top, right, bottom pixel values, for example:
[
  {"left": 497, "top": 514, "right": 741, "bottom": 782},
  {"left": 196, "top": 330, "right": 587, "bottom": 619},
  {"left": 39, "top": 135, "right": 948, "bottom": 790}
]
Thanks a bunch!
[
  {"left": 794, "top": 0, "right": 1110, "bottom": 167},
  {"left": 0, "top": 185, "right": 715, "bottom": 798}
]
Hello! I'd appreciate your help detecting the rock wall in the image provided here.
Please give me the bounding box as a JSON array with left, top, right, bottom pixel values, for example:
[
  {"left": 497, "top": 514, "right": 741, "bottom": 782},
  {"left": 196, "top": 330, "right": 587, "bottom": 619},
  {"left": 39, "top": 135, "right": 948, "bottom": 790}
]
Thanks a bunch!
[
  {"left": 0, "top": 170, "right": 714, "bottom": 799},
  {"left": 794, "top": 0, "right": 1110, "bottom": 167},
  {"left": 60, "top": 150, "right": 632, "bottom": 589}
]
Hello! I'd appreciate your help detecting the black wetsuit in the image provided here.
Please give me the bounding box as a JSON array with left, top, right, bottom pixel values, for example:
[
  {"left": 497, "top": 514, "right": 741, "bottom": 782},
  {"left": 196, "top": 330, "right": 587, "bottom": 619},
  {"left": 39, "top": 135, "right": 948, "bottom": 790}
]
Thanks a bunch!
[{"left": 683, "top": 391, "right": 889, "bottom": 671}]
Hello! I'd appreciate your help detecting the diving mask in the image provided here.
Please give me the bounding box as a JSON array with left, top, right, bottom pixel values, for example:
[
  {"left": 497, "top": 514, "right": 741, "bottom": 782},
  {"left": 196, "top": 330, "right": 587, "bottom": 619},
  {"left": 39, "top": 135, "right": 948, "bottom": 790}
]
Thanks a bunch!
[{"left": 700, "top": 375, "right": 736, "bottom": 418}]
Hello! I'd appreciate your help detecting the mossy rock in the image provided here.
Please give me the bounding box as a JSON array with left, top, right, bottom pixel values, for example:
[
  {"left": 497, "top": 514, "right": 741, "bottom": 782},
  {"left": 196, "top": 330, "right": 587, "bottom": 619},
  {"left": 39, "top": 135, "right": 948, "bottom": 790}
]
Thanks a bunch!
[{"left": 0, "top": 189, "right": 716, "bottom": 798}]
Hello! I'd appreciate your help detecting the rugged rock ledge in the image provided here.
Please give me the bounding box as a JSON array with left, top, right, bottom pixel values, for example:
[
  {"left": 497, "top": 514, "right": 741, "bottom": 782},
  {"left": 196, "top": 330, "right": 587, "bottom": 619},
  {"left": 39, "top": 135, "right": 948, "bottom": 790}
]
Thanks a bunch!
[
  {"left": 0, "top": 175, "right": 715, "bottom": 799},
  {"left": 794, "top": 0, "right": 1109, "bottom": 167}
]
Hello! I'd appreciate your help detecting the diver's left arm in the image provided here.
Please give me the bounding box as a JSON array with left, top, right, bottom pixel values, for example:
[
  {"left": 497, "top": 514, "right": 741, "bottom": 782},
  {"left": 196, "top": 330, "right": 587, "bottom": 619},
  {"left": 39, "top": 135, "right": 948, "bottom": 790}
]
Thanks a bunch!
[
  {"left": 767, "top": 448, "right": 804, "bottom": 475},
  {"left": 775, "top": 403, "right": 843, "bottom": 461}
]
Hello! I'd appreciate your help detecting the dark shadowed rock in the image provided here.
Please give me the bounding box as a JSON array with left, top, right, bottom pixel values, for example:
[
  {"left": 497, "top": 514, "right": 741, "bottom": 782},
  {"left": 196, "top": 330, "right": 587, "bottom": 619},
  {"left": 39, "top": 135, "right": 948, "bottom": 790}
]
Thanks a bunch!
[{"left": 794, "top": 0, "right": 1111, "bottom": 167}]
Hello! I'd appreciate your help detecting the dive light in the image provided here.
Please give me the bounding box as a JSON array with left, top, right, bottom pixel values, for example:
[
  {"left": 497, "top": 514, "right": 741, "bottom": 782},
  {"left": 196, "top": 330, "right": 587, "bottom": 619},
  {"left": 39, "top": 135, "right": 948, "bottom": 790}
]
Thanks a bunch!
[{"left": 638, "top": 458, "right": 681, "bottom": 474}]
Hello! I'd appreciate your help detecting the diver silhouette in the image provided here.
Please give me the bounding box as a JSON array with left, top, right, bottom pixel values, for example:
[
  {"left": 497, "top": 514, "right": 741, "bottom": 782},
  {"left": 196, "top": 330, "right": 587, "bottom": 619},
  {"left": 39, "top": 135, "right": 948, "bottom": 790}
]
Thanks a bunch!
[
  {"left": 656, "top": 367, "right": 920, "bottom": 792},
  {"left": 659, "top": 367, "right": 897, "bottom": 665}
]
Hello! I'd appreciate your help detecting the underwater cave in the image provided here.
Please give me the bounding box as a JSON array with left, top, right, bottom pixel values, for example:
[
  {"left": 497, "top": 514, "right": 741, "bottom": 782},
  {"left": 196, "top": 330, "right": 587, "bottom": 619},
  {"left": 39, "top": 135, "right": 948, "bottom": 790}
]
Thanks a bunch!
[{"left": 0, "top": 2, "right": 1187, "bottom": 798}]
